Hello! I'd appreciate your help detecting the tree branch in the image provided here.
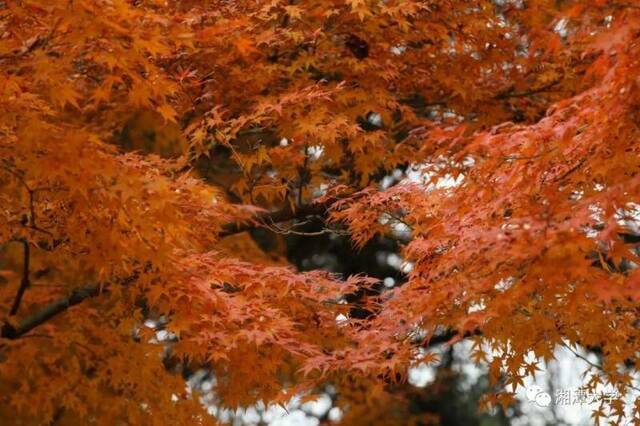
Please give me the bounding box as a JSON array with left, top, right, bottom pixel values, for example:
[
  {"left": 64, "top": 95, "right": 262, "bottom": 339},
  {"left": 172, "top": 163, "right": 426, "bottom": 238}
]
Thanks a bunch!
[
  {"left": 423, "top": 328, "right": 483, "bottom": 348},
  {"left": 495, "top": 78, "right": 563, "bottom": 100},
  {"left": 6, "top": 175, "right": 40, "bottom": 315},
  {"left": 9, "top": 239, "right": 30, "bottom": 316},
  {"left": 219, "top": 200, "right": 335, "bottom": 237},
  {"left": 1, "top": 284, "right": 102, "bottom": 340},
  {"left": 1, "top": 201, "right": 339, "bottom": 340}
]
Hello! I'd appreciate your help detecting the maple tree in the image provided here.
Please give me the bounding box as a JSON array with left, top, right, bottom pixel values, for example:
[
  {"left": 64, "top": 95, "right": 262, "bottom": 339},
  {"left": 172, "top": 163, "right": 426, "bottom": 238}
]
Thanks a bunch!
[{"left": 2, "top": 0, "right": 640, "bottom": 424}]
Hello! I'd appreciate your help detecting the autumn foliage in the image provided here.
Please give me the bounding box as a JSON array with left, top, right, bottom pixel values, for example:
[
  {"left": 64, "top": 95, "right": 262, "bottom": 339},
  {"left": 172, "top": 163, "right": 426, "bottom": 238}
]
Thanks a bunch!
[{"left": 1, "top": 0, "right": 640, "bottom": 424}]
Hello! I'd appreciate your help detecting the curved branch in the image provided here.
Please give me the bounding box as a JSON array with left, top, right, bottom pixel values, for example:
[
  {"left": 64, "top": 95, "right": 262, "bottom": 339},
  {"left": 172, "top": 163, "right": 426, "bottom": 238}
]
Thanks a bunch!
[
  {"left": 219, "top": 200, "right": 335, "bottom": 237},
  {"left": 1, "top": 284, "right": 101, "bottom": 340},
  {"left": 495, "top": 78, "right": 563, "bottom": 100},
  {"left": 424, "top": 328, "right": 483, "bottom": 348},
  {"left": 1, "top": 201, "right": 339, "bottom": 341}
]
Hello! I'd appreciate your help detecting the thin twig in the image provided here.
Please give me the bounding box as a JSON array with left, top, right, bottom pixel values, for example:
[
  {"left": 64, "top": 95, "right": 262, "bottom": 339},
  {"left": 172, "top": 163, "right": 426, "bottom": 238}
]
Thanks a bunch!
[
  {"left": 555, "top": 158, "right": 587, "bottom": 182},
  {"left": 298, "top": 143, "right": 310, "bottom": 206},
  {"left": 5, "top": 174, "right": 43, "bottom": 315},
  {"left": 495, "top": 78, "right": 563, "bottom": 100},
  {"left": 562, "top": 342, "right": 640, "bottom": 393}
]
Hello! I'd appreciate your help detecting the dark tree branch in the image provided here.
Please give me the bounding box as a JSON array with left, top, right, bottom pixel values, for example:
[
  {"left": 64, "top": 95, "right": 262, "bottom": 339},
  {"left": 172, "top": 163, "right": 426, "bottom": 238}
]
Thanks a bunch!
[
  {"left": 7, "top": 176, "right": 40, "bottom": 315},
  {"left": 219, "top": 199, "right": 336, "bottom": 237},
  {"left": 424, "top": 328, "right": 483, "bottom": 348},
  {"left": 495, "top": 78, "right": 563, "bottom": 100},
  {"left": 298, "top": 143, "right": 310, "bottom": 206},
  {"left": 2, "top": 284, "right": 102, "bottom": 340},
  {"left": 1, "top": 270, "right": 140, "bottom": 341},
  {"left": 9, "top": 240, "right": 30, "bottom": 316},
  {"left": 1, "top": 201, "right": 340, "bottom": 340}
]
